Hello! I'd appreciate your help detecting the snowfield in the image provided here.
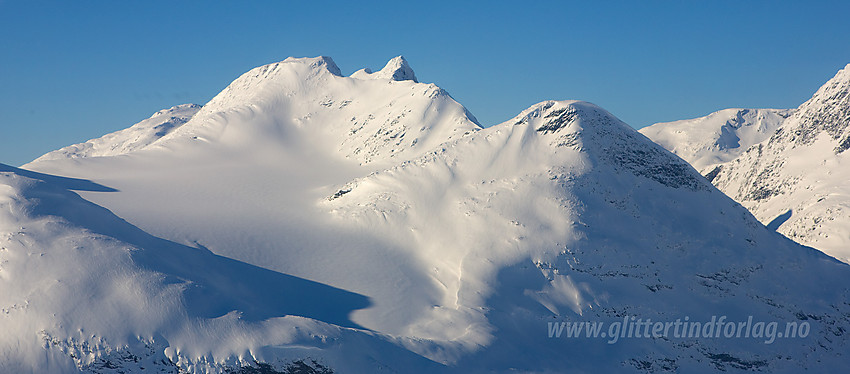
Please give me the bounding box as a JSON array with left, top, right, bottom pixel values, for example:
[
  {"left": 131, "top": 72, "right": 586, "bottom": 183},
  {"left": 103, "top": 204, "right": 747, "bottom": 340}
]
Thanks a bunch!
[{"left": 2, "top": 56, "right": 849, "bottom": 373}]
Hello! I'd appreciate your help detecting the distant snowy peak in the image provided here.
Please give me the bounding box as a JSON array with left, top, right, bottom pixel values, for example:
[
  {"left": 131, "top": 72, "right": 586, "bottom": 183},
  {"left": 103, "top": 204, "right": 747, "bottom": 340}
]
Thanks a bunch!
[
  {"left": 639, "top": 64, "right": 850, "bottom": 262},
  {"left": 33, "top": 103, "right": 201, "bottom": 162},
  {"left": 640, "top": 108, "right": 793, "bottom": 172},
  {"left": 351, "top": 56, "right": 418, "bottom": 83},
  {"left": 706, "top": 64, "right": 850, "bottom": 262}
]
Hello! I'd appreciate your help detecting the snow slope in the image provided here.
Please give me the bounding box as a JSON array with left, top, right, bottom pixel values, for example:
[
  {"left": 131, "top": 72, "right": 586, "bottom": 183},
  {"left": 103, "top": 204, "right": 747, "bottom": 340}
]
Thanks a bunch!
[
  {"left": 688, "top": 64, "right": 850, "bottom": 262},
  {"left": 153, "top": 55, "right": 480, "bottom": 166},
  {"left": 0, "top": 164, "right": 444, "bottom": 373},
  {"left": 10, "top": 57, "right": 850, "bottom": 372},
  {"left": 325, "top": 99, "right": 850, "bottom": 372},
  {"left": 640, "top": 108, "right": 792, "bottom": 173},
  {"left": 33, "top": 104, "right": 201, "bottom": 162}
]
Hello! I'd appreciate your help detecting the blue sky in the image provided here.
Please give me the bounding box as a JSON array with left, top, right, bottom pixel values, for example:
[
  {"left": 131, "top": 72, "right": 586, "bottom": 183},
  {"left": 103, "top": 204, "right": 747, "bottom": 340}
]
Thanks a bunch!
[{"left": 2, "top": 0, "right": 849, "bottom": 166}]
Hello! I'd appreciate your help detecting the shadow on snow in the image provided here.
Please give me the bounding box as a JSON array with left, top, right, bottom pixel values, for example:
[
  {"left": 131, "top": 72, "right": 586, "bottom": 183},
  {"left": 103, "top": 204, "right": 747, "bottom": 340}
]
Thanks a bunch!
[{"left": 4, "top": 164, "right": 371, "bottom": 329}]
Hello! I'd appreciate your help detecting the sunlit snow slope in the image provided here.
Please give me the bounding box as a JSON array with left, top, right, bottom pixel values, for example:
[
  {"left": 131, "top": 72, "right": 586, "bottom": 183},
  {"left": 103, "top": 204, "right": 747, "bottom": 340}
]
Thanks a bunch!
[
  {"left": 0, "top": 164, "right": 443, "bottom": 374},
  {"left": 11, "top": 56, "right": 850, "bottom": 373}
]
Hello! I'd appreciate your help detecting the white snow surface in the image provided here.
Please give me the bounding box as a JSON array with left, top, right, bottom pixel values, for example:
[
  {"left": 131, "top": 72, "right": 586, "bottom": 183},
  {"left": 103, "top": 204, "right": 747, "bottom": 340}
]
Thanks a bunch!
[
  {"left": 0, "top": 167, "right": 443, "bottom": 374},
  {"left": 4, "top": 56, "right": 850, "bottom": 373},
  {"left": 33, "top": 104, "right": 201, "bottom": 162},
  {"left": 640, "top": 108, "right": 793, "bottom": 172}
]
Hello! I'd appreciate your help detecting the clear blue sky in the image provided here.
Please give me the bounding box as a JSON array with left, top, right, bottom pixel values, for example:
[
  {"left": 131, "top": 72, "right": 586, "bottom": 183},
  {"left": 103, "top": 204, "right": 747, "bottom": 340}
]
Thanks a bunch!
[{"left": 2, "top": 0, "right": 849, "bottom": 166}]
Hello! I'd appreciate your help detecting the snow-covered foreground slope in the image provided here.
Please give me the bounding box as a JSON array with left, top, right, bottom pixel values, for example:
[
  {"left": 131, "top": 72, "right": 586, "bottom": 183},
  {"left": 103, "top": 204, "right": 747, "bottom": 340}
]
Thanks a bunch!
[
  {"left": 11, "top": 57, "right": 850, "bottom": 372},
  {"left": 640, "top": 108, "right": 792, "bottom": 173},
  {"left": 0, "top": 164, "right": 443, "bottom": 373},
  {"left": 33, "top": 104, "right": 201, "bottom": 162}
]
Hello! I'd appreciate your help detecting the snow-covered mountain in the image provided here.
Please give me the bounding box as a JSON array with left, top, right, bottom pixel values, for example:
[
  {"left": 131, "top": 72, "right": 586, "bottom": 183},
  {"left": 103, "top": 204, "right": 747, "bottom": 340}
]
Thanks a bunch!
[
  {"left": 152, "top": 55, "right": 480, "bottom": 166},
  {"left": 640, "top": 108, "right": 793, "bottom": 173},
  {"left": 5, "top": 56, "right": 850, "bottom": 373},
  {"left": 710, "top": 64, "right": 850, "bottom": 262},
  {"left": 33, "top": 104, "right": 201, "bottom": 162},
  {"left": 643, "top": 64, "right": 850, "bottom": 263}
]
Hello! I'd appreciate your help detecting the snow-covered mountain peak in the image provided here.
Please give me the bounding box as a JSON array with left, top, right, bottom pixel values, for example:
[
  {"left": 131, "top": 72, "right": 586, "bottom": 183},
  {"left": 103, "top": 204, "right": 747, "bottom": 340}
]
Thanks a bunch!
[
  {"left": 141, "top": 55, "right": 479, "bottom": 165},
  {"left": 688, "top": 63, "right": 850, "bottom": 262},
  {"left": 510, "top": 100, "right": 626, "bottom": 133},
  {"left": 377, "top": 55, "right": 418, "bottom": 82},
  {"left": 30, "top": 56, "right": 480, "bottom": 169},
  {"left": 783, "top": 63, "right": 850, "bottom": 148},
  {"left": 828, "top": 62, "right": 850, "bottom": 85},
  {"left": 281, "top": 55, "right": 343, "bottom": 76},
  {"left": 350, "top": 55, "right": 418, "bottom": 83},
  {"left": 503, "top": 100, "right": 709, "bottom": 190},
  {"left": 322, "top": 94, "right": 850, "bottom": 372}
]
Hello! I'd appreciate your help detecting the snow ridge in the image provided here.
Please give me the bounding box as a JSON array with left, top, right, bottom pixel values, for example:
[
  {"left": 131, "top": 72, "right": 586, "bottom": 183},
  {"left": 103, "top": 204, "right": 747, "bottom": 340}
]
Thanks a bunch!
[
  {"left": 641, "top": 108, "right": 793, "bottom": 172},
  {"left": 33, "top": 104, "right": 201, "bottom": 162}
]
